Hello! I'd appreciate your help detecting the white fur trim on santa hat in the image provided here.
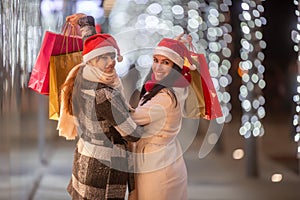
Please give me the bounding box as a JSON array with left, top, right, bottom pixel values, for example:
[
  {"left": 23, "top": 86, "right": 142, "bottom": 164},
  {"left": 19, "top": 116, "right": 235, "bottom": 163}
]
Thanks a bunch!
[
  {"left": 153, "top": 46, "right": 184, "bottom": 68},
  {"left": 83, "top": 46, "right": 116, "bottom": 63}
]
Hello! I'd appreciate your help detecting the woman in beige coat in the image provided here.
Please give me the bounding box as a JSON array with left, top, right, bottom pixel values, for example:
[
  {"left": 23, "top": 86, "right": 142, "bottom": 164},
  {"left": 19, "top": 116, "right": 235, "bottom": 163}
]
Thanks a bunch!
[{"left": 131, "top": 37, "right": 195, "bottom": 200}]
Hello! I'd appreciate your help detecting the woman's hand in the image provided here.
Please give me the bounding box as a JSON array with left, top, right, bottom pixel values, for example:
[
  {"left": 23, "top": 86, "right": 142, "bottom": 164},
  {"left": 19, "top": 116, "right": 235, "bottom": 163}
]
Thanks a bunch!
[{"left": 66, "top": 13, "right": 87, "bottom": 26}]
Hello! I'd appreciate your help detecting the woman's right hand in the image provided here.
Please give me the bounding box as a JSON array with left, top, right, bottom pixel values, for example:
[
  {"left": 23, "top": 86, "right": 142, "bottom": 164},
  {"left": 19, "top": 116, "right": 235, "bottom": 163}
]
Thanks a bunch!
[
  {"left": 66, "top": 13, "right": 87, "bottom": 26},
  {"left": 174, "top": 33, "right": 192, "bottom": 45}
]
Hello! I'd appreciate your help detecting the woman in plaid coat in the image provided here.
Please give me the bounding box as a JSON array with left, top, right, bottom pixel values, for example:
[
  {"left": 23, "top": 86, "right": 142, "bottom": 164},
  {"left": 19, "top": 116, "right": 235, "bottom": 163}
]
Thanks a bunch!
[{"left": 59, "top": 14, "right": 141, "bottom": 200}]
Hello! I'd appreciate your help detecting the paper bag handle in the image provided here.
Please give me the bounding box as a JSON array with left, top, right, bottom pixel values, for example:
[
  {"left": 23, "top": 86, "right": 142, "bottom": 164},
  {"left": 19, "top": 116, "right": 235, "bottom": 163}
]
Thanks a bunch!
[{"left": 60, "top": 23, "right": 81, "bottom": 54}]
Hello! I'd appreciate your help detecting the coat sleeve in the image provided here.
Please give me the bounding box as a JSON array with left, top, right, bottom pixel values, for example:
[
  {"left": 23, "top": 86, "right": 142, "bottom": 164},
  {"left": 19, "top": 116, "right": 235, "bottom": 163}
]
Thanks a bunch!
[
  {"left": 131, "top": 90, "right": 172, "bottom": 126},
  {"left": 95, "top": 88, "right": 143, "bottom": 142},
  {"left": 78, "top": 16, "right": 97, "bottom": 41}
]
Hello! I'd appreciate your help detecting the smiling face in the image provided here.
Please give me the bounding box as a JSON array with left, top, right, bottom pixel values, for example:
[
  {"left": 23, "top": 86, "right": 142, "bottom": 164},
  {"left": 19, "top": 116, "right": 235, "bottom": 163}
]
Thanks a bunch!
[
  {"left": 88, "top": 52, "right": 116, "bottom": 73},
  {"left": 152, "top": 55, "right": 174, "bottom": 81}
]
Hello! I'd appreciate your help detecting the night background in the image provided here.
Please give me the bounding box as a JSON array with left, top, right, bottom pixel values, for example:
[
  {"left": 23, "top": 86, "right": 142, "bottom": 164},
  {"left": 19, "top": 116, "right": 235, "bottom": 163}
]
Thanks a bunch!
[
  {"left": 226, "top": 0, "right": 300, "bottom": 174},
  {"left": 230, "top": 0, "right": 297, "bottom": 117},
  {"left": 1, "top": 0, "right": 300, "bottom": 199}
]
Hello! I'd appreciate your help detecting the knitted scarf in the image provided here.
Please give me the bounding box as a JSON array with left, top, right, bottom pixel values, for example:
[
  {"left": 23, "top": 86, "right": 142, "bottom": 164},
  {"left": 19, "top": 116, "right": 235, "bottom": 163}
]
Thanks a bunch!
[
  {"left": 57, "top": 64, "right": 126, "bottom": 140},
  {"left": 82, "top": 64, "right": 123, "bottom": 91}
]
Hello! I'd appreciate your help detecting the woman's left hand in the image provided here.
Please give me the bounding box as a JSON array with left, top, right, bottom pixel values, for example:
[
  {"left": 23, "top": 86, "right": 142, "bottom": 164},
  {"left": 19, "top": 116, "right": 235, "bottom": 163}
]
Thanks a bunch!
[{"left": 66, "top": 13, "right": 87, "bottom": 26}]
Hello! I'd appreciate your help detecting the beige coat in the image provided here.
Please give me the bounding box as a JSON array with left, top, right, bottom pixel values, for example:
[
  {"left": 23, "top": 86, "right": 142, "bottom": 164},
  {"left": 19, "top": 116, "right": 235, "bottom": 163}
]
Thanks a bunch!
[{"left": 130, "top": 88, "right": 188, "bottom": 200}]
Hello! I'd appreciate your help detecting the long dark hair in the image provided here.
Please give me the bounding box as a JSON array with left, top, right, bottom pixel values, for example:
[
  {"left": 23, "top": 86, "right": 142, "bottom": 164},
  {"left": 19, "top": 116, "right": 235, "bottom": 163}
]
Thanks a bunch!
[{"left": 140, "top": 64, "right": 182, "bottom": 106}]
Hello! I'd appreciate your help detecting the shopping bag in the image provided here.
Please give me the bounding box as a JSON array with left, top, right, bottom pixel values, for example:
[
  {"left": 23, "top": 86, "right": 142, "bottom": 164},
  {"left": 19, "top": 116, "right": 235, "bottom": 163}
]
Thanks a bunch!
[
  {"left": 184, "top": 68, "right": 206, "bottom": 119},
  {"left": 49, "top": 51, "right": 82, "bottom": 120},
  {"left": 28, "top": 24, "right": 83, "bottom": 95},
  {"left": 189, "top": 52, "right": 223, "bottom": 120}
]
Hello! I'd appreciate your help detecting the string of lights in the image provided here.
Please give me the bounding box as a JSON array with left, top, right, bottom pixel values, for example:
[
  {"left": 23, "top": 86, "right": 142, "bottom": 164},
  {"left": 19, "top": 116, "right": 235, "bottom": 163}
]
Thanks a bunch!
[
  {"left": 238, "top": 0, "right": 267, "bottom": 139},
  {"left": 196, "top": 0, "right": 233, "bottom": 125},
  {"left": 291, "top": 0, "right": 300, "bottom": 159}
]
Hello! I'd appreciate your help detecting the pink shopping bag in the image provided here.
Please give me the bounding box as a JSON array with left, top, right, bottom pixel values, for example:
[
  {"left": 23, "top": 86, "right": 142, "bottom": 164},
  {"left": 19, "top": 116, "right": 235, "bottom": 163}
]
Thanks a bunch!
[{"left": 28, "top": 24, "right": 83, "bottom": 95}]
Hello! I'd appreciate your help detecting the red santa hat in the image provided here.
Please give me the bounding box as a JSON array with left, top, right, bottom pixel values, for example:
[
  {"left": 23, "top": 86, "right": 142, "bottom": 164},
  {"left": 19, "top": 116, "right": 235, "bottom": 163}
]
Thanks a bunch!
[
  {"left": 82, "top": 33, "right": 123, "bottom": 63},
  {"left": 153, "top": 38, "right": 196, "bottom": 70}
]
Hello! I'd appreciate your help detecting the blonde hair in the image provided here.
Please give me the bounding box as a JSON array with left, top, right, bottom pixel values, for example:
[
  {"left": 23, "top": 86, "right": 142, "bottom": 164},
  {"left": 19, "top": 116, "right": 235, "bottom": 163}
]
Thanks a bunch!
[{"left": 60, "top": 63, "right": 83, "bottom": 115}]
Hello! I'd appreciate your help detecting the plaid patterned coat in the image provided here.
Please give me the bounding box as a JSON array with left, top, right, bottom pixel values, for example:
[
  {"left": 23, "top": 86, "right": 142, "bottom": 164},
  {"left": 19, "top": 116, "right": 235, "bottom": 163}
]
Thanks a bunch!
[{"left": 67, "top": 67, "right": 142, "bottom": 200}]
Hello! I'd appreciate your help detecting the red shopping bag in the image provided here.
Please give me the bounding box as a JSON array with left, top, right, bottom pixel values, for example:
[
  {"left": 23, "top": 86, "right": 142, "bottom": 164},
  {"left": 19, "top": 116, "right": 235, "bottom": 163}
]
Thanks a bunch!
[
  {"left": 28, "top": 24, "right": 83, "bottom": 95},
  {"left": 190, "top": 52, "right": 223, "bottom": 120}
]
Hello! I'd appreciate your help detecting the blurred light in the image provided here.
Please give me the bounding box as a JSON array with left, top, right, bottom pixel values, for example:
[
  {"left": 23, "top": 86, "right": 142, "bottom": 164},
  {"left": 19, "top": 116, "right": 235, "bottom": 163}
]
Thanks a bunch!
[
  {"left": 257, "top": 5, "right": 264, "bottom": 12},
  {"left": 145, "top": 15, "right": 159, "bottom": 28},
  {"left": 82, "top": 3, "right": 105, "bottom": 18},
  {"left": 240, "top": 121, "right": 248, "bottom": 131},
  {"left": 257, "top": 106, "right": 266, "bottom": 118},
  {"left": 209, "top": 42, "right": 221, "bottom": 52},
  {"left": 246, "top": 81, "right": 255, "bottom": 92},
  {"left": 241, "top": 24, "right": 250, "bottom": 34},
  {"left": 41, "top": 0, "right": 63, "bottom": 16},
  {"left": 172, "top": 25, "right": 184, "bottom": 36},
  {"left": 259, "top": 40, "right": 267, "bottom": 49},
  {"left": 252, "top": 127, "right": 259, "bottom": 136},
  {"left": 232, "top": 149, "right": 244, "bottom": 160},
  {"left": 244, "top": 131, "right": 251, "bottom": 138},
  {"left": 157, "top": 23, "right": 171, "bottom": 35},
  {"left": 297, "top": 105, "right": 300, "bottom": 113},
  {"left": 258, "top": 80, "right": 266, "bottom": 89},
  {"left": 251, "top": 74, "right": 259, "bottom": 83},
  {"left": 252, "top": 99, "right": 260, "bottom": 109},
  {"left": 172, "top": 5, "right": 184, "bottom": 19},
  {"left": 188, "top": 9, "right": 199, "bottom": 18},
  {"left": 136, "top": 54, "right": 152, "bottom": 70},
  {"left": 215, "top": 115, "right": 225, "bottom": 124},
  {"left": 219, "top": 76, "right": 229, "bottom": 87},
  {"left": 242, "top": 100, "right": 251, "bottom": 112},
  {"left": 255, "top": 31, "right": 263, "bottom": 39},
  {"left": 241, "top": 2, "right": 249, "bottom": 10},
  {"left": 260, "top": 17, "right": 267, "bottom": 25},
  {"left": 242, "top": 11, "right": 252, "bottom": 21},
  {"left": 271, "top": 174, "right": 283, "bottom": 183},
  {"left": 209, "top": 8, "right": 219, "bottom": 17},
  {"left": 188, "top": 18, "right": 200, "bottom": 32},
  {"left": 110, "top": 12, "right": 131, "bottom": 28},
  {"left": 258, "top": 96, "right": 265, "bottom": 105},
  {"left": 242, "top": 73, "right": 250, "bottom": 83},
  {"left": 241, "top": 40, "right": 250, "bottom": 49},
  {"left": 254, "top": 19, "right": 262, "bottom": 27},
  {"left": 147, "top": 3, "right": 162, "bottom": 15},
  {"left": 220, "top": 3, "right": 229, "bottom": 12},
  {"left": 208, "top": 14, "right": 219, "bottom": 26},
  {"left": 295, "top": 133, "right": 300, "bottom": 142},
  {"left": 253, "top": 10, "right": 260, "bottom": 18},
  {"left": 188, "top": 1, "right": 199, "bottom": 10},
  {"left": 293, "top": 94, "right": 300, "bottom": 102}
]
